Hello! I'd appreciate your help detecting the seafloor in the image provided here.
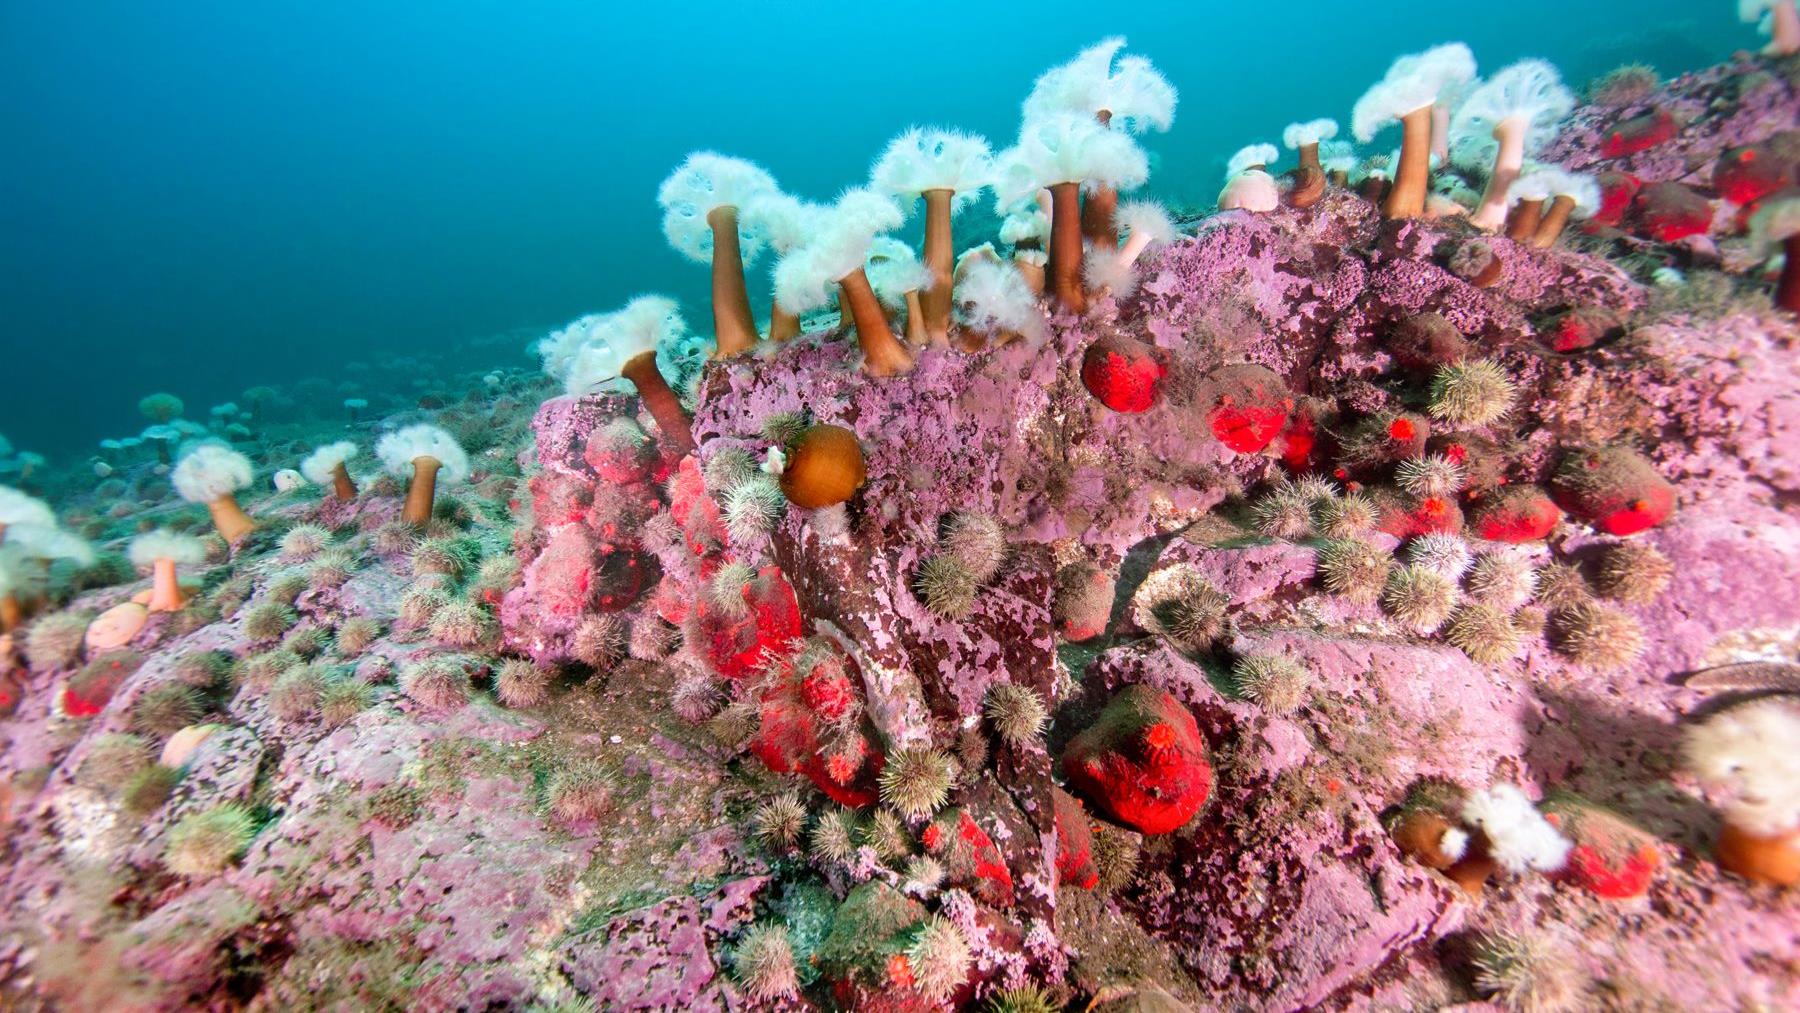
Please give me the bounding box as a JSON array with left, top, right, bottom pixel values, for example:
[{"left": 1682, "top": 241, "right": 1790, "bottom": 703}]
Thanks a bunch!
[{"left": 2, "top": 45, "right": 1799, "bottom": 1013}]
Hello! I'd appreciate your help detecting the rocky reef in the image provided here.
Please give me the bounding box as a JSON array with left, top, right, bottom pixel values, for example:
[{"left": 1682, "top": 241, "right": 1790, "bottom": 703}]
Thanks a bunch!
[{"left": 3, "top": 36, "right": 1800, "bottom": 1013}]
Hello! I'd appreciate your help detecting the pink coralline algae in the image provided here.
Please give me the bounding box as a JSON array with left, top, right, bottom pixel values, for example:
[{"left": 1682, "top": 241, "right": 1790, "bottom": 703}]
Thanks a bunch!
[{"left": 12, "top": 41, "right": 1800, "bottom": 1013}]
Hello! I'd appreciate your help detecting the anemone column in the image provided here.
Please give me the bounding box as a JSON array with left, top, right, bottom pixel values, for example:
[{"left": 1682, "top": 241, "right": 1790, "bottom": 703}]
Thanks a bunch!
[
  {"left": 400, "top": 458, "right": 441, "bottom": 526},
  {"left": 1529, "top": 196, "right": 1577, "bottom": 248},
  {"left": 1471, "top": 118, "right": 1529, "bottom": 232},
  {"left": 147, "top": 558, "right": 189, "bottom": 612},
  {"left": 1506, "top": 199, "right": 1545, "bottom": 242},
  {"left": 329, "top": 463, "right": 357, "bottom": 502},
  {"left": 206, "top": 495, "right": 257, "bottom": 545},
  {"left": 1047, "top": 182, "right": 1088, "bottom": 314},
  {"left": 0, "top": 592, "right": 19, "bottom": 633},
  {"left": 839, "top": 271, "right": 915, "bottom": 377},
  {"left": 918, "top": 189, "right": 956, "bottom": 346},
  {"left": 707, "top": 206, "right": 762, "bottom": 358},
  {"left": 1382, "top": 106, "right": 1434, "bottom": 220},
  {"left": 620, "top": 351, "right": 697, "bottom": 455}
]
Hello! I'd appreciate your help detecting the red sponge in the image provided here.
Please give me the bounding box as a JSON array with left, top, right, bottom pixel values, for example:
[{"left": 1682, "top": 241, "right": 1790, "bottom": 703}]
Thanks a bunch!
[
  {"left": 1082, "top": 335, "right": 1167, "bottom": 413},
  {"left": 1062, "top": 685, "right": 1212, "bottom": 835},
  {"left": 1552, "top": 446, "right": 1675, "bottom": 536}
]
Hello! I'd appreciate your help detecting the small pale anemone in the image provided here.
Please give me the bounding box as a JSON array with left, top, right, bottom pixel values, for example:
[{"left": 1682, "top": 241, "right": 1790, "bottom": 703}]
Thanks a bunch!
[
  {"left": 865, "top": 237, "right": 935, "bottom": 311},
  {"left": 1682, "top": 696, "right": 1800, "bottom": 836},
  {"left": 954, "top": 250, "right": 1048, "bottom": 346},
  {"left": 1462, "top": 783, "right": 1572, "bottom": 874},
  {"left": 1114, "top": 200, "right": 1178, "bottom": 268}
]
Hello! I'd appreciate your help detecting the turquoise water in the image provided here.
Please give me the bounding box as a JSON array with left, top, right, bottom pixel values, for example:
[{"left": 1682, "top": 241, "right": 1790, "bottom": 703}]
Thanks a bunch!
[{"left": 0, "top": 2, "right": 1748, "bottom": 459}]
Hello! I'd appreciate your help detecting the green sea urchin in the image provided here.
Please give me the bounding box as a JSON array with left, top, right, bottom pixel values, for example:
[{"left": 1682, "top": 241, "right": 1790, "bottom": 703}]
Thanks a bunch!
[
  {"left": 163, "top": 803, "right": 257, "bottom": 877},
  {"left": 1428, "top": 360, "right": 1515, "bottom": 427},
  {"left": 1232, "top": 654, "right": 1311, "bottom": 713},
  {"left": 985, "top": 683, "right": 1050, "bottom": 746},
  {"left": 878, "top": 746, "right": 957, "bottom": 819}
]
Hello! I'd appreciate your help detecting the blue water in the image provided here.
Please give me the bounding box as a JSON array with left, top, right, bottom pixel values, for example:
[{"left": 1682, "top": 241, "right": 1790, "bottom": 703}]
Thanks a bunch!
[{"left": 0, "top": 1, "right": 1747, "bottom": 461}]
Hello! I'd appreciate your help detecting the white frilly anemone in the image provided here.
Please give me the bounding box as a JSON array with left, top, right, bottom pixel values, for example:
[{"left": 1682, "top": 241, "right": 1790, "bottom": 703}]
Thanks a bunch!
[
  {"left": 1225, "top": 143, "right": 1280, "bottom": 180},
  {"left": 375, "top": 424, "right": 469, "bottom": 485},
  {"left": 1462, "top": 783, "right": 1572, "bottom": 874},
  {"left": 300, "top": 441, "right": 360, "bottom": 487},
  {"left": 173, "top": 443, "right": 254, "bottom": 504},
  {"left": 773, "top": 189, "right": 905, "bottom": 315},
  {"left": 561, "top": 296, "right": 687, "bottom": 397},
  {"left": 129, "top": 530, "right": 207, "bottom": 568},
  {"left": 870, "top": 128, "right": 993, "bottom": 214},
  {"left": 656, "top": 152, "right": 780, "bottom": 262},
  {"left": 865, "top": 238, "right": 934, "bottom": 311},
  {"left": 954, "top": 251, "right": 1048, "bottom": 346},
  {"left": 992, "top": 112, "right": 1149, "bottom": 207},
  {"left": 0, "top": 487, "right": 55, "bottom": 532},
  {"left": 1283, "top": 118, "right": 1339, "bottom": 151},
  {"left": 1449, "top": 60, "right": 1575, "bottom": 230},
  {"left": 1023, "top": 37, "right": 1177, "bottom": 134},
  {"left": 1684, "top": 697, "right": 1800, "bottom": 836}
]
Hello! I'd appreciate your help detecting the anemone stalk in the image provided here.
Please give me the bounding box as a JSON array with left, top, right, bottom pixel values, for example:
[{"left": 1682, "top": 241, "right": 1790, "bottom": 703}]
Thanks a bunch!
[
  {"left": 1382, "top": 106, "right": 1433, "bottom": 220},
  {"left": 707, "top": 206, "right": 761, "bottom": 358},
  {"left": 1506, "top": 199, "right": 1544, "bottom": 242},
  {"left": 1529, "top": 196, "right": 1577, "bottom": 248},
  {"left": 1048, "top": 182, "right": 1088, "bottom": 313},
  {"left": 1470, "top": 117, "right": 1529, "bottom": 231},
  {"left": 620, "top": 351, "right": 697, "bottom": 454},
  {"left": 839, "top": 271, "right": 915, "bottom": 377},
  {"left": 918, "top": 189, "right": 955, "bottom": 346},
  {"left": 400, "top": 458, "right": 440, "bottom": 526}
]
